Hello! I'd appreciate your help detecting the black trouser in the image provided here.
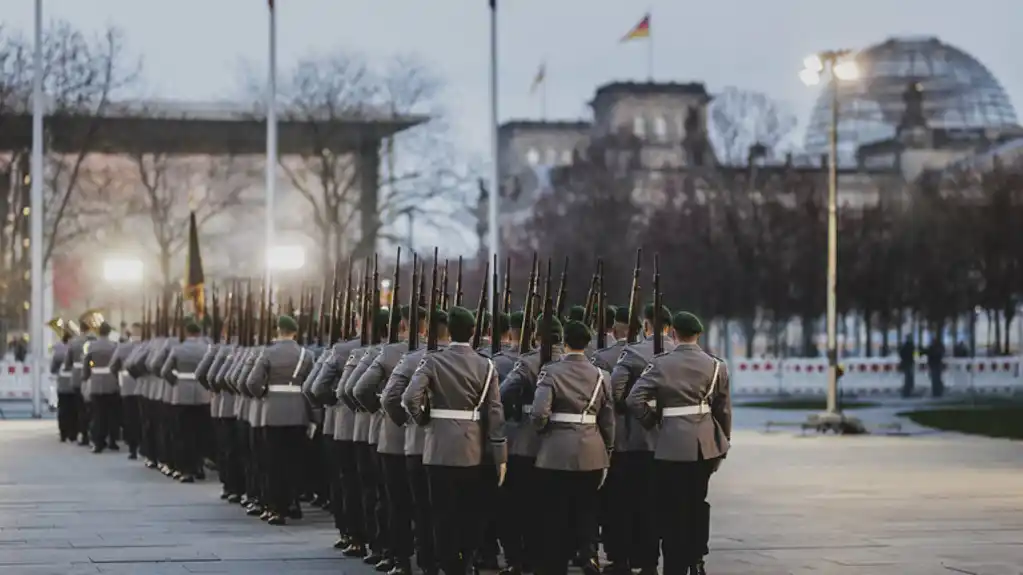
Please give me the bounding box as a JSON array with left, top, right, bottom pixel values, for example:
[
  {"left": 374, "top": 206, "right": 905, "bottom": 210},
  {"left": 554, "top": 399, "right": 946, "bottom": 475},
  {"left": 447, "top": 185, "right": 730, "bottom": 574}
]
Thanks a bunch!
[
  {"left": 654, "top": 458, "right": 716, "bottom": 573},
  {"left": 267, "top": 426, "right": 306, "bottom": 516},
  {"left": 198, "top": 408, "right": 214, "bottom": 464},
  {"left": 217, "top": 417, "right": 244, "bottom": 494},
  {"left": 326, "top": 438, "right": 346, "bottom": 534},
  {"left": 605, "top": 451, "right": 657, "bottom": 569},
  {"left": 536, "top": 469, "right": 602, "bottom": 575},
  {"left": 76, "top": 391, "right": 90, "bottom": 443},
  {"left": 57, "top": 392, "right": 78, "bottom": 441},
  {"left": 258, "top": 427, "right": 272, "bottom": 504},
  {"left": 160, "top": 403, "right": 176, "bottom": 469},
  {"left": 121, "top": 395, "right": 141, "bottom": 454},
  {"left": 339, "top": 440, "right": 365, "bottom": 542},
  {"left": 89, "top": 393, "right": 120, "bottom": 449},
  {"left": 406, "top": 455, "right": 435, "bottom": 571},
  {"left": 240, "top": 420, "right": 258, "bottom": 500},
  {"left": 477, "top": 463, "right": 500, "bottom": 563},
  {"left": 305, "top": 429, "right": 327, "bottom": 500},
  {"left": 108, "top": 396, "right": 122, "bottom": 444},
  {"left": 901, "top": 367, "right": 915, "bottom": 398},
  {"left": 174, "top": 405, "right": 204, "bottom": 477},
  {"left": 381, "top": 452, "right": 413, "bottom": 563},
  {"left": 929, "top": 366, "right": 944, "bottom": 397},
  {"left": 355, "top": 441, "right": 386, "bottom": 551},
  {"left": 141, "top": 397, "right": 156, "bottom": 460},
  {"left": 427, "top": 465, "right": 484, "bottom": 574},
  {"left": 499, "top": 455, "right": 537, "bottom": 568}
]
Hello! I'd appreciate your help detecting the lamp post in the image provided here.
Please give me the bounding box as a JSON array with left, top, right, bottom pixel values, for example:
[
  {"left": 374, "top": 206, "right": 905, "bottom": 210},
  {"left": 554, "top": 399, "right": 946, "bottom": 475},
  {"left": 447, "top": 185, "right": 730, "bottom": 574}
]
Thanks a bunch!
[
  {"left": 800, "top": 50, "right": 860, "bottom": 421},
  {"left": 102, "top": 257, "right": 144, "bottom": 337}
]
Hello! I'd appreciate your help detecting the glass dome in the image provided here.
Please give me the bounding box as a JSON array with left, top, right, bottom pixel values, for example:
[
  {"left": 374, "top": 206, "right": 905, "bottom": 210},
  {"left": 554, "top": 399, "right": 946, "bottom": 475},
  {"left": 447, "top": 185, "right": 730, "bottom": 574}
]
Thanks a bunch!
[{"left": 804, "top": 36, "right": 1018, "bottom": 162}]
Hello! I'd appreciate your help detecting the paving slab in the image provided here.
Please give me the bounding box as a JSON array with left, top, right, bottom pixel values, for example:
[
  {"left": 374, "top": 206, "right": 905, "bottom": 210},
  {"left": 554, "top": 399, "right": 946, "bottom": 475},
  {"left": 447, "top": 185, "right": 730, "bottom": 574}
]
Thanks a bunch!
[{"left": 2, "top": 414, "right": 1022, "bottom": 574}]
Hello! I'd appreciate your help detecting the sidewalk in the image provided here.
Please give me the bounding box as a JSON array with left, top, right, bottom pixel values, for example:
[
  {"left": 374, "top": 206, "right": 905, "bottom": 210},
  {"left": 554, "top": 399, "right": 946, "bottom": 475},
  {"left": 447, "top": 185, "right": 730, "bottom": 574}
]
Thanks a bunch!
[{"left": 2, "top": 419, "right": 1022, "bottom": 574}]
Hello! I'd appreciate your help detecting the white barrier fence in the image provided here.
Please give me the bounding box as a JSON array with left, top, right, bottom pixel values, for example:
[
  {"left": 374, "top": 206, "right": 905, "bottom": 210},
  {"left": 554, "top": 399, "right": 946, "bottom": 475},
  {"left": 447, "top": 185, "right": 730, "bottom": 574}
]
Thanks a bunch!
[
  {"left": 731, "top": 356, "right": 1022, "bottom": 396},
  {"left": 0, "top": 361, "right": 55, "bottom": 411}
]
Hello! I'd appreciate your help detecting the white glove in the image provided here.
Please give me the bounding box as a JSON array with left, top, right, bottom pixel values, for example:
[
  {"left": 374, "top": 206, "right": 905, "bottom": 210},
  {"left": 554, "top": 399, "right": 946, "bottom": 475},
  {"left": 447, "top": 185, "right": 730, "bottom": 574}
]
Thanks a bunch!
[
  {"left": 598, "top": 468, "right": 608, "bottom": 490},
  {"left": 306, "top": 422, "right": 318, "bottom": 439},
  {"left": 497, "top": 462, "right": 507, "bottom": 487}
]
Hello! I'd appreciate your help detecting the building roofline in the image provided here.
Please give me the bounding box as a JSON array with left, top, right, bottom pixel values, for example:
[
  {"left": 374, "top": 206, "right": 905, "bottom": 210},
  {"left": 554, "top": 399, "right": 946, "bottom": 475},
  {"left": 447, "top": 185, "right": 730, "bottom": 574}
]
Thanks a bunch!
[{"left": 499, "top": 119, "right": 592, "bottom": 131}]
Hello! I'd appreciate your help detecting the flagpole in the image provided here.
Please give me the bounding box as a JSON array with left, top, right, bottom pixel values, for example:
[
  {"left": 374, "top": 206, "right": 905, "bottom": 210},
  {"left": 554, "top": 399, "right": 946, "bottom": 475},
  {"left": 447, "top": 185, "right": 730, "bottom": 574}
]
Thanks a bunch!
[
  {"left": 488, "top": 0, "right": 500, "bottom": 306},
  {"left": 646, "top": 9, "right": 653, "bottom": 81},
  {"left": 541, "top": 73, "right": 547, "bottom": 120},
  {"left": 265, "top": 0, "right": 277, "bottom": 295},
  {"left": 29, "top": 0, "right": 44, "bottom": 418}
]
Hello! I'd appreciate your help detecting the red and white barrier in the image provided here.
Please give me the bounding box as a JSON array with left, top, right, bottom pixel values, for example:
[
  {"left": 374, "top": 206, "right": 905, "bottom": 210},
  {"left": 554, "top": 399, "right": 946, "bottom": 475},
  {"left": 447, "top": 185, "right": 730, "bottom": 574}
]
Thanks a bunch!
[
  {"left": 0, "top": 362, "right": 53, "bottom": 405},
  {"left": 728, "top": 356, "right": 1022, "bottom": 397}
]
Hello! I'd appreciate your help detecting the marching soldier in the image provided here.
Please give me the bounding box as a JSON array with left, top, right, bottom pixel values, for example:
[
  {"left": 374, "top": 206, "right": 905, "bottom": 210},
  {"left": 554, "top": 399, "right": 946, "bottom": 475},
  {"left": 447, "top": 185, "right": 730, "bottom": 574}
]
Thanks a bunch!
[
  {"left": 110, "top": 325, "right": 143, "bottom": 459},
  {"left": 491, "top": 311, "right": 522, "bottom": 380},
  {"left": 626, "top": 312, "right": 731, "bottom": 575},
  {"left": 197, "top": 329, "right": 238, "bottom": 499},
  {"left": 586, "top": 305, "right": 620, "bottom": 358},
  {"left": 607, "top": 304, "right": 675, "bottom": 575},
  {"left": 81, "top": 323, "right": 121, "bottom": 453},
  {"left": 498, "top": 315, "right": 563, "bottom": 574},
  {"left": 64, "top": 316, "right": 98, "bottom": 447},
  {"left": 244, "top": 315, "right": 315, "bottom": 525},
  {"left": 50, "top": 330, "right": 76, "bottom": 443},
  {"left": 530, "top": 320, "right": 613, "bottom": 575},
  {"left": 401, "top": 306, "right": 507, "bottom": 575},
  {"left": 381, "top": 308, "right": 448, "bottom": 575},
  {"left": 160, "top": 320, "right": 211, "bottom": 483},
  {"left": 146, "top": 334, "right": 175, "bottom": 476}
]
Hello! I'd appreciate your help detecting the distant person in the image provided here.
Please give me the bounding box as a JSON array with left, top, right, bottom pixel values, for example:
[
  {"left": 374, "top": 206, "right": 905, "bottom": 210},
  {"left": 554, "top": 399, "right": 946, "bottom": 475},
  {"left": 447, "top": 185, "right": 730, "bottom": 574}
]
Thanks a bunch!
[
  {"left": 13, "top": 336, "right": 27, "bottom": 363},
  {"left": 953, "top": 341, "right": 969, "bottom": 358},
  {"left": 898, "top": 336, "right": 915, "bottom": 398},
  {"left": 925, "top": 339, "right": 945, "bottom": 398}
]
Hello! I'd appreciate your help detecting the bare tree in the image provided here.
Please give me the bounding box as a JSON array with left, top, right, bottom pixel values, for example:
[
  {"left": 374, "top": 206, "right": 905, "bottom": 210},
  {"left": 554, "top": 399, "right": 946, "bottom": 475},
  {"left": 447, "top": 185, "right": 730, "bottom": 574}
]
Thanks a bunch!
[{"left": 708, "top": 87, "right": 797, "bottom": 165}]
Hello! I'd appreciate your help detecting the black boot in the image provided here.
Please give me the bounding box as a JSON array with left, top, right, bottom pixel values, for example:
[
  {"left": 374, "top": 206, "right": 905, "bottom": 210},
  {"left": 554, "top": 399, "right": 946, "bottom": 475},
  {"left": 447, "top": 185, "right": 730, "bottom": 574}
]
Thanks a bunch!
[
  {"left": 602, "top": 561, "right": 630, "bottom": 575},
  {"left": 332, "top": 534, "right": 350, "bottom": 549},
  {"left": 342, "top": 542, "right": 368, "bottom": 558},
  {"left": 387, "top": 560, "right": 412, "bottom": 575},
  {"left": 688, "top": 562, "right": 707, "bottom": 575},
  {"left": 107, "top": 442, "right": 120, "bottom": 451},
  {"left": 363, "top": 548, "right": 384, "bottom": 565},
  {"left": 267, "top": 514, "right": 287, "bottom": 526},
  {"left": 375, "top": 557, "right": 395, "bottom": 572},
  {"left": 227, "top": 494, "right": 242, "bottom": 504}
]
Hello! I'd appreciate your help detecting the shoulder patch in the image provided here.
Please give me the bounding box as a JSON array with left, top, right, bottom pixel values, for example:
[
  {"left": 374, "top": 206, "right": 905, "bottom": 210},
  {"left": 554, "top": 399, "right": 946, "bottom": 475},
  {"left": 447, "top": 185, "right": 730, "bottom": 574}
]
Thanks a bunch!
[
  {"left": 416, "top": 357, "right": 429, "bottom": 371},
  {"left": 640, "top": 363, "right": 654, "bottom": 377},
  {"left": 617, "top": 350, "right": 628, "bottom": 364},
  {"left": 536, "top": 369, "right": 547, "bottom": 384},
  {"left": 512, "top": 360, "right": 524, "bottom": 373}
]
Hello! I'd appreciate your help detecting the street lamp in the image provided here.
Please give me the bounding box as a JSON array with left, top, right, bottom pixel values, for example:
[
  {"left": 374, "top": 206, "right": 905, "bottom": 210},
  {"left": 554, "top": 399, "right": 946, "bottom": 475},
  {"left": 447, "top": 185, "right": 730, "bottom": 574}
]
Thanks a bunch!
[
  {"left": 102, "top": 257, "right": 144, "bottom": 336},
  {"left": 800, "top": 50, "right": 861, "bottom": 424}
]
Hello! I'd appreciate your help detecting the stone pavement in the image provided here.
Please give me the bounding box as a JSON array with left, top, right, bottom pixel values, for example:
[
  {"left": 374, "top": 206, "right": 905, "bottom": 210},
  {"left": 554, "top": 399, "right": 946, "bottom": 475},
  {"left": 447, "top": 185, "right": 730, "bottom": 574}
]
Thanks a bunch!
[{"left": 1, "top": 418, "right": 1022, "bottom": 575}]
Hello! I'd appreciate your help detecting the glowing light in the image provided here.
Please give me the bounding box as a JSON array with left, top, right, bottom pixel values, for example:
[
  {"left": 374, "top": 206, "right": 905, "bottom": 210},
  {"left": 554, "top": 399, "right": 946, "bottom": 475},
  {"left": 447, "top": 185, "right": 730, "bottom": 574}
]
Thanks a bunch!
[
  {"left": 833, "top": 60, "right": 860, "bottom": 81},
  {"left": 799, "top": 68, "right": 821, "bottom": 86},
  {"left": 803, "top": 54, "right": 824, "bottom": 73},
  {"left": 103, "top": 257, "right": 144, "bottom": 283},
  {"left": 267, "top": 245, "right": 306, "bottom": 271}
]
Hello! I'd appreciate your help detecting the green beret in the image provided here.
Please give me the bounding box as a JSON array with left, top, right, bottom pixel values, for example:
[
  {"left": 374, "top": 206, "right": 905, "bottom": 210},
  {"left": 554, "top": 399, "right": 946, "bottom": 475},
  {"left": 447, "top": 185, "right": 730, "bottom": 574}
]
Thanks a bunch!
[
  {"left": 447, "top": 306, "right": 476, "bottom": 333},
  {"left": 374, "top": 309, "right": 390, "bottom": 333},
  {"left": 494, "top": 312, "right": 510, "bottom": 334},
  {"left": 509, "top": 311, "right": 525, "bottom": 329},
  {"left": 614, "top": 305, "right": 631, "bottom": 324},
  {"left": 563, "top": 320, "right": 592, "bottom": 348},
  {"left": 643, "top": 303, "right": 672, "bottom": 325},
  {"left": 534, "top": 314, "right": 564, "bottom": 335},
  {"left": 567, "top": 305, "right": 585, "bottom": 322},
  {"left": 604, "top": 305, "right": 617, "bottom": 325},
  {"left": 672, "top": 311, "right": 704, "bottom": 337},
  {"left": 277, "top": 315, "right": 299, "bottom": 333},
  {"left": 429, "top": 308, "right": 448, "bottom": 325}
]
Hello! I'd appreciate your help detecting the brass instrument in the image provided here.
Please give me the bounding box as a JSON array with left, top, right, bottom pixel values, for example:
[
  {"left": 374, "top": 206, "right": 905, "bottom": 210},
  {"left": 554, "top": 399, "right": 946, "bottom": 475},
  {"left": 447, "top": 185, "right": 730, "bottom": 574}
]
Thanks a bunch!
[
  {"left": 46, "top": 317, "right": 80, "bottom": 337},
  {"left": 78, "top": 308, "right": 105, "bottom": 331}
]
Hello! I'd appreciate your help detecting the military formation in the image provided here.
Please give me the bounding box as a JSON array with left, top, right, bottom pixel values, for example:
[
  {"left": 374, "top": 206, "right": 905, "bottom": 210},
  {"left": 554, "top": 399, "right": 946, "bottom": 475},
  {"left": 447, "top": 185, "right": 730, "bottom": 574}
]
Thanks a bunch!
[{"left": 48, "top": 248, "right": 732, "bottom": 575}]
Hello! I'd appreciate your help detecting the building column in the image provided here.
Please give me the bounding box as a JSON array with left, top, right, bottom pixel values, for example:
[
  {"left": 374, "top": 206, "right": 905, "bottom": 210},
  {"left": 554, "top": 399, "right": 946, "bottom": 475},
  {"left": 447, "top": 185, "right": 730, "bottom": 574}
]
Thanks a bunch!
[{"left": 354, "top": 140, "right": 381, "bottom": 259}]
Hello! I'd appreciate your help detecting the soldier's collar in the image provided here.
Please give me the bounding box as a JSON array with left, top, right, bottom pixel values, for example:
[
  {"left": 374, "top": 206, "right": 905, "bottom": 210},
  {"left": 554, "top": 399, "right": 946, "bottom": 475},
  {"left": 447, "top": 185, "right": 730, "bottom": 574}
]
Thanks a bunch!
[
  {"left": 562, "top": 351, "right": 587, "bottom": 359},
  {"left": 448, "top": 341, "right": 472, "bottom": 347}
]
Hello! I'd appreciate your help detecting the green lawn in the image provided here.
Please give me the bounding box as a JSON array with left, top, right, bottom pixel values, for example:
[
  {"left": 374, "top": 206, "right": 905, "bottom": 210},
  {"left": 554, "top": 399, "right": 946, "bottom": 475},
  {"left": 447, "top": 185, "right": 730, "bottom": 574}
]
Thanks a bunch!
[
  {"left": 898, "top": 407, "right": 1023, "bottom": 440},
  {"left": 738, "top": 398, "right": 880, "bottom": 410}
]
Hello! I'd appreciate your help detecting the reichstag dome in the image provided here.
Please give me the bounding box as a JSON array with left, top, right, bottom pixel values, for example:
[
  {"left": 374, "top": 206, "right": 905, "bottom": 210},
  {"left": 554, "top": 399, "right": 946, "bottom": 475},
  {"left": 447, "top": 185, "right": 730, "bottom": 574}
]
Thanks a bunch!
[{"left": 804, "top": 36, "right": 1018, "bottom": 161}]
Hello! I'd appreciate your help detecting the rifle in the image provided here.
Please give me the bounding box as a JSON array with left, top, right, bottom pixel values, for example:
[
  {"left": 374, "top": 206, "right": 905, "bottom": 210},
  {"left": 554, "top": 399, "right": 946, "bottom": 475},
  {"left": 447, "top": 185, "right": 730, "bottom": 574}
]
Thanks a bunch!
[
  {"left": 652, "top": 253, "right": 663, "bottom": 355},
  {"left": 359, "top": 259, "right": 370, "bottom": 346},
  {"left": 517, "top": 252, "right": 538, "bottom": 354},
  {"left": 408, "top": 253, "right": 420, "bottom": 352},
  {"left": 539, "top": 259, "right": 554, "bottom": 366},
  {"left": 426, "top": 247, "right": 440, "bottom": 351},
  {"left": 176, "top": 292, "right": 186, "bottom": 343},
  {"left": 471, "top": 256, "right": 489, "bottom": 349},
  {"left": 387, "top": 248, "right": 402, "bottom": 344},
  {"left": 371, "top": 254, "right": 381, "bottom": 344},
  {"left": 326, "top": 259, "right": 340, "bottom": 345},
  {"left": 502, "top": 256, "right": 512, "bottom": 315},
  {"left": 340, "top": 260, "right": 354, "bottom": 341},
  {"left": 625, "top": 248, "right": 643, "bottom": 344},
  {"left": 491, "top": 253, "right": 500, "bottom": 356},
  {"left": 454, "top": 256, "right": 464, "bottom": 307},
  {"left": 596, "top": 259, "right": 607, "bottom": 350},
  {"left": 581, "top": 266, "right": 599, "bottom": 326},
  {"left": 211, "top": 284, "right": 220, "bottom": 344},
  {"left": 440, "top": 259, "right": 450, "bottom": 309},
  {"left": 555, "top": 256, "right": 569, "bottom": 318}
]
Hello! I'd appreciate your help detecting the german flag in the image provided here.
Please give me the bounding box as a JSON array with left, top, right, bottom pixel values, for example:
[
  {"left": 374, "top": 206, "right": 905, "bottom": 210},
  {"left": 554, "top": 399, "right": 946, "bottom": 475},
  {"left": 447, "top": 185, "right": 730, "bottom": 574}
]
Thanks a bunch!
[
  {"left": 621, "top": 13, "right": 650, "bottom": 42},
  {"left": 184, "top": 210, "right": 206, "bottom": 319}
]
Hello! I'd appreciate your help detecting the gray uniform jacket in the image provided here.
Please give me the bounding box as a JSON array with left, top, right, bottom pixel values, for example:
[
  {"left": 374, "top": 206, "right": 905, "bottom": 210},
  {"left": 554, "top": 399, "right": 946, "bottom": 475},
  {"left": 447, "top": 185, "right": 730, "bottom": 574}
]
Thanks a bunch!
[
  {"left": 492, "top": 347, "right": 520, "bottom": 382},
  {"left": 110, "top": 341, "right": 139, "bottom": 396},
  {"left": 610, "top": 336, "right": 677, "bottom": 452},
  {"left": 303, "top": 347, "right": 335, "bottom": 433},
  {"left": 354, "top": 341, "right": 408, "bottom": 450},
  {"left": 530, "top": 352, "right": 614, "bottom": 471},
  {"left": 245, "top": 339, "right": 315, "bottom": 427},
  {"left": 591, "top": 340, "right": 628, "bottom": 451},
  {"left": 82, "top": 338, "right": 119, "bottom": 397},
  {"left": 499, "top": 345, "right": 563, "bottom": 458},
  {"left": 146, "top": 339, "right": 173, "bottom": 404},
  {"left": 50, "top": 342, "right": 72, "bottom": 393},
  {"left": 64, "top": 333, "right": 97, "bottom": 391},
  {"left": 329, "top": 346, "right": 368, "bottom": 440},
  {"left": 196, "top": 343, "right": 219, "bottom": 416},
  {"left": 402, "top": 342, "right": 507, "bottom": 467},
  {"left": 381, "top": 345, "right": 438, "bottom": 456},
  {"left": 312, "top": 339, "right": 362, "bottom": 441},
  {"left": 216, "top": 347, "right": 246, "bottom": 419},
  {"left": 124, "top": 342, "right": 149, "bottom": 398},
  {"left": 237, "top": 347, "right": 265, "bottom": 426},
  {"left": 626, "top": 343, "right": 731, "bottom": 462},
  {"left": 344, "top": 346, "right": 381, "bottom": 443},
  {"left": 161, "top": 338, "right": 211, "bottom": 406}
]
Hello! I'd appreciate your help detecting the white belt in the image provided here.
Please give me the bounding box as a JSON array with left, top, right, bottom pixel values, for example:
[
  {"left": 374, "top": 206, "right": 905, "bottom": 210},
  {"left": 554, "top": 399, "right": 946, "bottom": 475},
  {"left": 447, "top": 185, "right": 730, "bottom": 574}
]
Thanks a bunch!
[
  {"left": 549, "top": 413, "right": 597, "bottom": 424},
  {"left": 72, "top": 362, "right": 83, "bottom": 368},
  {"left": 59, "top": 371, "right": 72, "bottom": 377},
  {"left": 431, "top": 408, "right": 481, "bottom": 421},
  {"left": 521, "top": 405, "right": 533, "bottom": 414},
  {"left": 174, "top": 371, "right": 196, "bottom": 380},
  {"left": 662, "top": 403, "right": 710, "bottom": 417},
  {"left": 91, "top": 367, "right": 111, "bottom": 374},
  {"left": 268, "top": 384, "right": 302, "bottom": 393}
]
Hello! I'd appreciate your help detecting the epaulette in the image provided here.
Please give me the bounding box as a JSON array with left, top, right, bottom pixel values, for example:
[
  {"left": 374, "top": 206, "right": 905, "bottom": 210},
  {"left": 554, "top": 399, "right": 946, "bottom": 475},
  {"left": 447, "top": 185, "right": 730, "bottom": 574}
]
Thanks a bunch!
[
  {"left": 653, "top": 349, "right": 672, "bottom": 358},
  {"left": 707, "top": 352, "right": 724, "bottom": 362}
]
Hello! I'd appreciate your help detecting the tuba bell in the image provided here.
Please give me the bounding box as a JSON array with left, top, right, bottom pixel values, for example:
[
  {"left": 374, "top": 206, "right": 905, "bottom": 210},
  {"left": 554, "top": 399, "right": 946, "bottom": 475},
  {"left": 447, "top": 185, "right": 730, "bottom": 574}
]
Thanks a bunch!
[
  {"left": 47, "top": 317, "right": 80, "bottom": 337},
  {"left": 78, "top": 308, "right": 105, "bottom": 331}
]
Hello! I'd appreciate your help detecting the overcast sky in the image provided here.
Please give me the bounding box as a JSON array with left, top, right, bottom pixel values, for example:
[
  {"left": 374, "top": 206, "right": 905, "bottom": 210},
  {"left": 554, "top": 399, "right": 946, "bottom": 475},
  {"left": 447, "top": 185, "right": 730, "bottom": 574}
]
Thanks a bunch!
[{"left": 4, "top": 0, "right": 1021, "bottom": 156}]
